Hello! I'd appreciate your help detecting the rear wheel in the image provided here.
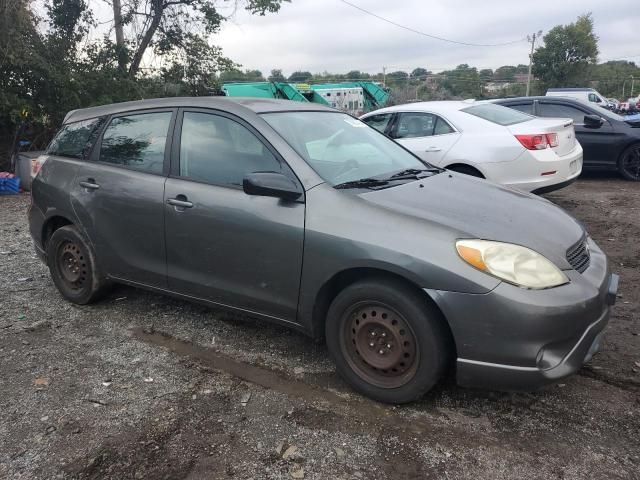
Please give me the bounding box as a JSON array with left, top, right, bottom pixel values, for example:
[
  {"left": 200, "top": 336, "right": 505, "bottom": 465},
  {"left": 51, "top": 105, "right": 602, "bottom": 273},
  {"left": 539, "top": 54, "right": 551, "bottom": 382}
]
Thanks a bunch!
[
  {"left": 47, "top": 225, "right": 108, "bottom": 304},
  {"left": 447, "top": 164, "right": 484, "bottom": 178},
  {"left": 618, "top": 144, "right": 640, "bottom": 181},
  {"left": 325, "top": 279, "right": 450, "bottom": 403}
]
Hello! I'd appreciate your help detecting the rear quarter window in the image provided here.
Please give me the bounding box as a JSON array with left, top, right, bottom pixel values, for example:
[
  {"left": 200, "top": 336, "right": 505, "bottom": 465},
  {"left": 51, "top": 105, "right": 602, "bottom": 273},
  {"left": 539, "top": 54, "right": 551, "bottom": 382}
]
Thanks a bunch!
[
  {"left": 461, "top": 104, "right": 532, "bottom": 126},
  {"left": 46, "top": 117, "right": 106, "bottom": 159}
]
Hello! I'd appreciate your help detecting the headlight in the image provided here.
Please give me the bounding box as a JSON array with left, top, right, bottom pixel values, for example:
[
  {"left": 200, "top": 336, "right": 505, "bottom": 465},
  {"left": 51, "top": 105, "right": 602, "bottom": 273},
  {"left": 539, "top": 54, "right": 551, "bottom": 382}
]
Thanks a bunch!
[{"left": 456, "top": 239, "right": 569, "bottom": 289}]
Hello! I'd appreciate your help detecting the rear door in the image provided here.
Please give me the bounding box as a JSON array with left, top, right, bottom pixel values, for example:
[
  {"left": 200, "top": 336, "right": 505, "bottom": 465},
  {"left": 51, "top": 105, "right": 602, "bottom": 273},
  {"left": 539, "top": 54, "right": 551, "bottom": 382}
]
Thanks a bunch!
[
  {"left": 71, "top": 109, "right": 175, "bottom": 287},
  {"left": 163, "top": 109, "right": 305, "bottom": 321},
  {"left": 537, "top": 101, "right": 617, "bottom": 167},
  {"left": 389, "top": 112, "right": 461, "bottom": 165}
]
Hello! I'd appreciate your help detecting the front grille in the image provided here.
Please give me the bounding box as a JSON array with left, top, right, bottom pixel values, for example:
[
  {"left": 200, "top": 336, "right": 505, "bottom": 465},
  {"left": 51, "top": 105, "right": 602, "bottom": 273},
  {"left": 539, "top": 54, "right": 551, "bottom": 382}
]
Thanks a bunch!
[{"left": 566, "top": 237, "right": 590, "bottom": 273}]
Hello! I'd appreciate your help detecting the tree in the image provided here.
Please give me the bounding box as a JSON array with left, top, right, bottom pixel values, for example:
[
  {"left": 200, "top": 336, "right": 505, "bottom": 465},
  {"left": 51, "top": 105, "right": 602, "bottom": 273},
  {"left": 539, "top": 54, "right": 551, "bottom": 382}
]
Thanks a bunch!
[
  {"left": 288, "top": 71, "right": 312, "bottom": 82},
  {"left": 479, "top": 69, "right": 493, "bottom": 81},
  {"left": 440, "top": 64, "right": 481, "bottom": 98},
  {"left": 268, "top": 69, "right": 286, "bottom": 82},
  {"left": 494, "top": 65, "right": 517, "bottom": 82},
  {"left": 532, "top": 13, "right": 599, "bottom": 88},
  {"left": 115, "top": 0, "right": 288, "bottom": 77},
  {"left": 345, "top": 70, "right": 370, "bottom": 80},
  {"left": 410, "top": 67, "right": 429, "bottom": 79}
]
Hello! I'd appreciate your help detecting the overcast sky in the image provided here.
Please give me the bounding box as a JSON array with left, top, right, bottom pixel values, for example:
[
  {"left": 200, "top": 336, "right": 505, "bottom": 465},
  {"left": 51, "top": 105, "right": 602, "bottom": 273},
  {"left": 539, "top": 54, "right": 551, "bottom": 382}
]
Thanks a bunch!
[{"left": 210, "top": 0, "right": 639, "bottom": 75}]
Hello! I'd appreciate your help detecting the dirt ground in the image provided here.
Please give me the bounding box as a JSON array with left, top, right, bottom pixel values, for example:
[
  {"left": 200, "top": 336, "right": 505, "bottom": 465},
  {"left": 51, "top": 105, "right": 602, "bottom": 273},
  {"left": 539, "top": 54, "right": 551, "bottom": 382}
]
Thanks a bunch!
[{"left": 1, "top": 173, "right": 639, "bottom": 480}]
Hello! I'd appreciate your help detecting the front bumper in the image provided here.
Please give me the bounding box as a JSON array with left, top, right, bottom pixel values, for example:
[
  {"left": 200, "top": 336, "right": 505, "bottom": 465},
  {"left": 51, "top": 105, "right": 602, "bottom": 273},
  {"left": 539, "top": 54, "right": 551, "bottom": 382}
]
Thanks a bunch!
[{"left": 427, "top": 237, "right": 618, "bottom": 391}]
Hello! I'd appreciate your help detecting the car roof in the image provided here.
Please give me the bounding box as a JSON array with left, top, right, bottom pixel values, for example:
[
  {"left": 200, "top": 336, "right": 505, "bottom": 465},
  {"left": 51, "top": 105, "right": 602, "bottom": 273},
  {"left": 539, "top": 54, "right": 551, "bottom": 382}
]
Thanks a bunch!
[
  {"left": 64, "top": 96, "right": 336, "bottom": 124},
  {"left": 493, "top": 96, "right": 583, "bottom": 104},
  {"left": 363, "top": 101, "right": 475, "bottom": 116},
  {"left": 546, "top": 88, "right": 595, "bottom": 92}
]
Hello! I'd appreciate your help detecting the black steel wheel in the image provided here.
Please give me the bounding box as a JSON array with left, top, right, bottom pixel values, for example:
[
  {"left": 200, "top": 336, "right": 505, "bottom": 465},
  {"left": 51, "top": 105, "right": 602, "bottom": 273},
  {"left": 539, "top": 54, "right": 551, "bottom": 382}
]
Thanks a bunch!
[
  {"left": 341, "top": 302, "right": 419, "bottom": 389},
  {"left": 618, "top": 144, "right": 640, "bottom": 181},
  {"left": 56, "top": 241, "right": 88, "bottom": 291},
  {"left": 326, "top": 278, "right": 452, "bottom": 404},
  {"left": 47, "top": 225, "right": 108, "bottom": 304}
]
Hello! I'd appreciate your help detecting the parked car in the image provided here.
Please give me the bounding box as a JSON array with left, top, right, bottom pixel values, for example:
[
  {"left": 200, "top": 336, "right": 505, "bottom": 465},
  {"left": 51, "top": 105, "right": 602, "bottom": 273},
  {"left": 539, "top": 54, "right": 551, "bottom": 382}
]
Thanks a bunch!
[
  {"left": 546, "top": 87, "right": 609, "bottom": 106},
  {"left": 360, "top": 101, "right": 583, "bottom": 193},
  {"left": 30, "top": 98, "right": 618, "bottom": 403},
  {"left": 493, "top": 96, "right": 640, "bottom": 181}
]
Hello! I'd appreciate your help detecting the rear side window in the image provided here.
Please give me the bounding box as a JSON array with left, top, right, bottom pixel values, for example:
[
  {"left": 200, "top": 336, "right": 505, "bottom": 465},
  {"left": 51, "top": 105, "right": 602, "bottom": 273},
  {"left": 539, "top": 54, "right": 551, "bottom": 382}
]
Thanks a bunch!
[
  {"left": 506, "top": 103, "right": 534, "bottom": 115},
  {"left": 179, "top": 112, "right": 282, "bottom": 187},
  {"left": 538, "top": 103, "right": 586, "bottom": 124},
  {"left": 99, "top": 112, "right": 172, "bottom": 174},
  {"left": 46, "top": 117, "right": 105, "bottom": 159},
  {"left": 461, "top": 104, "right": 532, "bottom": 126},
  {"left": 434, "top": 116, "right": 455, "bottom": 135}
]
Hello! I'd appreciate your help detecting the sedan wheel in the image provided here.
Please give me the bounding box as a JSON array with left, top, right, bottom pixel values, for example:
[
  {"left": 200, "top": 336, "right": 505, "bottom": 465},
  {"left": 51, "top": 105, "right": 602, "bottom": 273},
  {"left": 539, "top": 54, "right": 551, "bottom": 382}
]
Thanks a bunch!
[{"left": 618, "top": 144, "right": 640, "bottom": 181}]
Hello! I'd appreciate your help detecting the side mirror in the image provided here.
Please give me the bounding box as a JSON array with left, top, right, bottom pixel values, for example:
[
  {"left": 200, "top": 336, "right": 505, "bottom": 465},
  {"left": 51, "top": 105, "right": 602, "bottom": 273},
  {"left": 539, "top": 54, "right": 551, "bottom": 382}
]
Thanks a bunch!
[
  {"left": 584, "top": 114, "right": 604, "bottom": 128},
  {"left": 243, "top": 172, "right": 302, "bottom": 201}
]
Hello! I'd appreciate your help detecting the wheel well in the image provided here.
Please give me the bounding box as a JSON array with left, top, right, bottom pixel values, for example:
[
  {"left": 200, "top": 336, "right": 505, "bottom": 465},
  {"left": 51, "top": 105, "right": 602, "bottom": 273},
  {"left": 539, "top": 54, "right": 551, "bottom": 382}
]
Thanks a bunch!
[
  {"left": 446, "top": 163, "right": 485, "bottom": 178},
  {"left": 311, "top": 268, "right": 456, "bottom": 355},
  {"left": 42, "top": 216, "right": 73, "bottom": 249}
]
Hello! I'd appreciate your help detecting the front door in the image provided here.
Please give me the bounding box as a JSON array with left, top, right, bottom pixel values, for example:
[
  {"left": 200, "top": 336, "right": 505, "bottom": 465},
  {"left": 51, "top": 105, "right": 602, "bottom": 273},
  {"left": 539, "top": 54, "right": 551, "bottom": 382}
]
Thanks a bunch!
[
  {"left": 164, "top": 109, "right": 305, "bottom": 322},
  {"left": 390, "top": 112, "right": 461, "bottom": 165},
  {"left": 71, "top": 109, "right": 175, "bottom": 287}
]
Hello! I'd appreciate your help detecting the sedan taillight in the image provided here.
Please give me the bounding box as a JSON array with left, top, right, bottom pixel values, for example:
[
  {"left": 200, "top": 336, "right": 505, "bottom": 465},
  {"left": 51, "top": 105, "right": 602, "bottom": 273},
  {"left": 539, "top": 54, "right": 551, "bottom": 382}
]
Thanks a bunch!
[
  {"left": 546, "top": 133, "right": 559, "bottom": 148},
  {"left": 515, "top": 134, "right": 548, "bottom": 150}
]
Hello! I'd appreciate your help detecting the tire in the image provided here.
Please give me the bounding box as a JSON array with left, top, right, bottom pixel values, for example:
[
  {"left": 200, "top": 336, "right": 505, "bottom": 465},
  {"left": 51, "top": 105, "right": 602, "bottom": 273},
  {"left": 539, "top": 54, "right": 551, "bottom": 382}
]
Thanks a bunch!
[
  {"left": 447, "top": 164, "right": 484, "bottom": 178},
  {"left": 617, "top": 144, "right": 640, "bottom": 181},
  {"left": 325, "top": 278, "right": 451, "bottom": 404},
  {"left": 46, "top": 225, "right": 108, "bottom": 304}
]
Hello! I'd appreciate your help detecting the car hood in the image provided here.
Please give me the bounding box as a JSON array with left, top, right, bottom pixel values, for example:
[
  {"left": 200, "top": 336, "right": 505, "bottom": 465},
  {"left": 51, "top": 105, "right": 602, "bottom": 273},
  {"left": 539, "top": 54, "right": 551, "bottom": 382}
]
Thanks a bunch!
[{"left": 360, "top": 172, "right": 584, "bottom": 268}]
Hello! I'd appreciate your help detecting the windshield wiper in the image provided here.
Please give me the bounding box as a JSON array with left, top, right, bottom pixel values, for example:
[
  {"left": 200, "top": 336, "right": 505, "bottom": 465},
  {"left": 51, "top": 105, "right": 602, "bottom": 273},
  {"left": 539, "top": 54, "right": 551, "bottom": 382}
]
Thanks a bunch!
[
  {"left": 388, "top": 167, "right": 442, "bottom": 179},
  {"left": 333, "top": 178, "right": 390, "bottom": 190}
]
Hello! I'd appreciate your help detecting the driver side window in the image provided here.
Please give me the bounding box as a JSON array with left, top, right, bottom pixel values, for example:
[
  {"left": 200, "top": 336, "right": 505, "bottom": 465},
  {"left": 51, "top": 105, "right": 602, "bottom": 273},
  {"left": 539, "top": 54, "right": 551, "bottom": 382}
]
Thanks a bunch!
[{"left": 179, "top": 112, "right": 282, "bottom": 187}]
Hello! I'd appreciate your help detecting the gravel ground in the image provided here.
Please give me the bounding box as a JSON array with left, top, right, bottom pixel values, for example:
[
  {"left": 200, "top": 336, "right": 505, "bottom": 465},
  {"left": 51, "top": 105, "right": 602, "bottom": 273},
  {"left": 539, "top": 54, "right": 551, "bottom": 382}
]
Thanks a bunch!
[{"left": 1, "top": 174, "right": 639, "bottom": 480}]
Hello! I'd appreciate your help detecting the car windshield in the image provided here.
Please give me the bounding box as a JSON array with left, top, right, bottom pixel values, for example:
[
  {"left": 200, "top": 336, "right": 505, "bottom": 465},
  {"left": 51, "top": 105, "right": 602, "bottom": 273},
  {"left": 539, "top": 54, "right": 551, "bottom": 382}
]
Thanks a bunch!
[
  {"left": 461, "top": 103, "right": 532, "bottom": 126},
  {"left": 261, "top": 111, "right": 432, "bottom": 186}
]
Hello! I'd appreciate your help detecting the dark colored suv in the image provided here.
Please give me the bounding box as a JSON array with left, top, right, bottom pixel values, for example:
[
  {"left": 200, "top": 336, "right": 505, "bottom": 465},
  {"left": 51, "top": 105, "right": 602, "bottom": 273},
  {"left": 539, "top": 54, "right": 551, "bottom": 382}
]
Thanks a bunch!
[
  {"left": 493, "top": 96, "right": 640, "bottom": 181},
  {"left": 29, "top": 97, "right": 617, "bottom": 403}
]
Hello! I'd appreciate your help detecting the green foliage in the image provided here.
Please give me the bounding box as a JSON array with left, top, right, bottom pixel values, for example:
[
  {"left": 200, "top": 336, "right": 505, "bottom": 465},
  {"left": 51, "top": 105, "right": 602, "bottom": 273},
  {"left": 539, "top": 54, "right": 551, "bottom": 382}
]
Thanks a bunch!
[
  {"left": 440, "top": 64, "right": 481, "bottom": 98},
  {"left": 532, "top": 13, "right": 599, "bottom": 88},
  {"left": 268, "top": 69, "right": 286, "bottom": 82},
  {"left": 288, "top": 71, "right": 313, "bottom": 82}
]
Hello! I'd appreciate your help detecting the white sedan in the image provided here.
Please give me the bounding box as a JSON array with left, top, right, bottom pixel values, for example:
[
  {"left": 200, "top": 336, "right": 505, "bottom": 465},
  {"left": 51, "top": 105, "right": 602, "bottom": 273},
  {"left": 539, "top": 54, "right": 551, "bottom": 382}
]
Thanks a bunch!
[{"left": 360, "top": 101, "right": 583, "bottom": 193}]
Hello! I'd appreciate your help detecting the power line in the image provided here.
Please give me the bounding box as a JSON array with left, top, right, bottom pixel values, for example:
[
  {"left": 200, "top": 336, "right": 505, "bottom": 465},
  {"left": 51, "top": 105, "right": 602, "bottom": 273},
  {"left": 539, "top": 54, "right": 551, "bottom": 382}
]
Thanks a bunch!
[{"left": 337, "top": 0, "right": 527, "bottom": 47}]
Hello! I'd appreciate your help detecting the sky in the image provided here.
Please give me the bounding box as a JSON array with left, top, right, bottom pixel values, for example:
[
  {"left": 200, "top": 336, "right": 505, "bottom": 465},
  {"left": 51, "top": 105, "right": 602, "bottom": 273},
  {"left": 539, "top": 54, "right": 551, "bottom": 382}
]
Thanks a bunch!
[{"left": 209, "top": 0, "right": 640, "bottom": 75}]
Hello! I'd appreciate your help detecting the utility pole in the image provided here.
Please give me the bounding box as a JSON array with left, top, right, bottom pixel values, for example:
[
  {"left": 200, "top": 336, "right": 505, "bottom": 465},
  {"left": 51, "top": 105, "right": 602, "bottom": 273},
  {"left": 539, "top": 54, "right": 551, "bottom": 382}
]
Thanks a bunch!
[
  {"left": 112, "top": 0, "right": 126, "bottom": 72},
  {"left": 631, "top": 75, "right": 635, "bottom": 98},
  {"left": 382, "top": 66, "right": 387, "bottom": 87},
  {"left": 526, "top": 31, "right": 542, "bottom": 97}
]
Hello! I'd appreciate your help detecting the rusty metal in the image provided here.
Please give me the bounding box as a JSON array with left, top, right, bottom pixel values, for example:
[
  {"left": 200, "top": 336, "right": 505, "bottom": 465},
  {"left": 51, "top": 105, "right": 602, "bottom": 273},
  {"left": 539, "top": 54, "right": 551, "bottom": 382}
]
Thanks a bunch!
[{"left": 342, "top": 303, "right": 418, "bottom": 389}]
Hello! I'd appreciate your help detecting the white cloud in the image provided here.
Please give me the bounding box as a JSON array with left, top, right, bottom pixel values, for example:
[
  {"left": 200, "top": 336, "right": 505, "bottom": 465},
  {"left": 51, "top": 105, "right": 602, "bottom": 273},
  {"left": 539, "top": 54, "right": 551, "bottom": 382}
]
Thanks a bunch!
[{"left": 212, "top": 0, "right": 640, "bottom": 75}]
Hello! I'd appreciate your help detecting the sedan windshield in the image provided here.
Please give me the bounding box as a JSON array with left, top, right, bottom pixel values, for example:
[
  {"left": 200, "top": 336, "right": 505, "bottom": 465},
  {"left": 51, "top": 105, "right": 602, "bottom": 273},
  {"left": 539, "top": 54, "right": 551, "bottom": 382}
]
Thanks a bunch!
[{"left": 261, "top": 111, "right": 432, "bottom": 186}]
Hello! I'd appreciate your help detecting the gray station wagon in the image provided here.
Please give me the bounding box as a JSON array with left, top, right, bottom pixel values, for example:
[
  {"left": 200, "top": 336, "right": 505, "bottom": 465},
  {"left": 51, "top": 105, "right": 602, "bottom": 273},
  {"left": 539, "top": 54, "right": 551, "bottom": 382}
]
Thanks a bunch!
[{"left": 29, "top": 97, "right": 618, "bottom": 403}]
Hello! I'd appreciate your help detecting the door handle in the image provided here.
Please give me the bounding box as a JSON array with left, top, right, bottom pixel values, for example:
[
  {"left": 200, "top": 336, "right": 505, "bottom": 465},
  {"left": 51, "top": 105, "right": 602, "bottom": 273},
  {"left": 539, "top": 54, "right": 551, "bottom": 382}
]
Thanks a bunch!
[
  {"left": 425, "top": 147, "right": 442, "bottom": 152},
  {"left": 167, "top": 197, "right": 193, "bottom": 209},
  {"left": 79, "top": 179, "right": 100, "bottom": 190}
]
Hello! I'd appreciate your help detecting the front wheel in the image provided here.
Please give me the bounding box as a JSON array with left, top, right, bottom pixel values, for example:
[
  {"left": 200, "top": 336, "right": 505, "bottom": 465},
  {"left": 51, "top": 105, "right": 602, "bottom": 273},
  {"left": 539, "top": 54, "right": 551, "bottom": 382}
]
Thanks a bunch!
[
  {"left": 618, "top": 144, "right": 640, "bottom": 181},
  {"left": 325, "top": 279, "right": 451, "bottom": 403}
]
